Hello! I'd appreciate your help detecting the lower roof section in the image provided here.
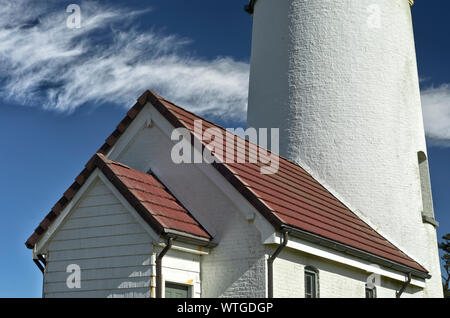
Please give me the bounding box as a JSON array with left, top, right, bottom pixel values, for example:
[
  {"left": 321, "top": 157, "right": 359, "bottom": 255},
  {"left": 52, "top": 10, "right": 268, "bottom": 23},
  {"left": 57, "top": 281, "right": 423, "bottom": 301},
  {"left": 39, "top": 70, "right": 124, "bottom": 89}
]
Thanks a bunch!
[{"left": 25, "top": 153, "right": 212, "bottom": 250}]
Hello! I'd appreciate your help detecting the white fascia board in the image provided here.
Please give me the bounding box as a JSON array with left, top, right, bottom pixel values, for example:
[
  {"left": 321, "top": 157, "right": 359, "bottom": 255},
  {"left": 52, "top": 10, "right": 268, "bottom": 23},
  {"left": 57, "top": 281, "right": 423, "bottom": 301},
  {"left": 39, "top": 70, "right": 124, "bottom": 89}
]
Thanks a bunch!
[
  {"left": 265, "top": 233, "right": 426, "bottom": 288},
  {"left": 155, "top": 240, "right": 210, "bottom": 256}
]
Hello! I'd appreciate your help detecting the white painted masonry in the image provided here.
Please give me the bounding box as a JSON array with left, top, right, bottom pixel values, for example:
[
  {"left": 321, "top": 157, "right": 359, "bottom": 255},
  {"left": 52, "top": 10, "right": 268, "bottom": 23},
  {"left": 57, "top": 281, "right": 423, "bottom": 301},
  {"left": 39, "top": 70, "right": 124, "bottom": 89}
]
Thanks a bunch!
[
  {"left": 270, "top": 246, "right": 423, "bottom": 298},
  {"left": 247, "top": 0, "right": 442, "bottom": 297},
  {"left": 264, "top": 233, "right": 426, "bottom": 289}
]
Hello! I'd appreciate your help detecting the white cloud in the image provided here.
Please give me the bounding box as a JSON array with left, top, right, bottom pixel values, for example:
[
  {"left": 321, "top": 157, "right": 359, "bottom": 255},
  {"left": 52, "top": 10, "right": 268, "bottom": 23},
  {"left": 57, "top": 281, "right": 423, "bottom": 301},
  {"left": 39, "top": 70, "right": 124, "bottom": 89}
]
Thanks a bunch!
[
  {"left": 421, "top": 84, "right": 450, "bottom": 147},
  {"left": 2, "top": 1, "right": 448, "bottom": 145},
  {"left": 0, "top": 0, "right": 249, "bottom": 121}
]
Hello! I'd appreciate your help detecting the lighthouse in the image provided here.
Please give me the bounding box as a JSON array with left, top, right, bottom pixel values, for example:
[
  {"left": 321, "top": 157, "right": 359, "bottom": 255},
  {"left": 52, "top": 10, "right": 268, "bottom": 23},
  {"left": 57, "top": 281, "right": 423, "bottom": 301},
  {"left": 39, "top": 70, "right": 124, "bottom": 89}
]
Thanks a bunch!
[{"left": 246, "top": 0, "right": 443, "bottom": 297}]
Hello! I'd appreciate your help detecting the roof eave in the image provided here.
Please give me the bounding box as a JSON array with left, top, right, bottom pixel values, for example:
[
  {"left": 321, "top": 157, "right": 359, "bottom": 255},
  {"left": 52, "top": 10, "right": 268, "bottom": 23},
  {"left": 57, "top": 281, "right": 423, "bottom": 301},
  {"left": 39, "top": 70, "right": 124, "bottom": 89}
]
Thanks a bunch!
[
  {"left": 164, "top": 229, "right": 217, "bottom": 248},
  {"left": 280, "top": 225, "right": 430, "bottom": 280}
]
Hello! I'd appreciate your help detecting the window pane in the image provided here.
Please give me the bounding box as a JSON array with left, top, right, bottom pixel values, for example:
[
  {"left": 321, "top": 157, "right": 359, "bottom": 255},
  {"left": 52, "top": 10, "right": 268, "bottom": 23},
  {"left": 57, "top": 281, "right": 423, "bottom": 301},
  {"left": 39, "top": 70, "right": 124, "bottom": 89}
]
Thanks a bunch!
[
  {"left": 418, "top": 151, "right": 435, "bottom": 220},
  {"left": 365, "top": 287, "right": 376, "bottom": 298},
  {"left": 305, "top": 270, "right": 317, "bottom": 298},
  {"left": 165, "top": 282, "right": 190, "bottom": 298},
  {"left": 305, "top": 274, "right": 312, "bottom": 298}
]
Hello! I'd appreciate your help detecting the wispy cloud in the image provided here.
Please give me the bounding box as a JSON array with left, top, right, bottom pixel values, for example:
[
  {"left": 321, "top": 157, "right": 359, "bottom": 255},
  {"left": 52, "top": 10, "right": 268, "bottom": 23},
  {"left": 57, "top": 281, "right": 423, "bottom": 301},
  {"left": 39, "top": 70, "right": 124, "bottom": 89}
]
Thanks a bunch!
[
  {"left": 1, "top": 1, "right": 448, "bottom": 146},
  {"left": 0, "top": 0, "right": 249, "bottom": 120},
  {"left": 421, "top": 84, "right": 450, "bottom": 147}
]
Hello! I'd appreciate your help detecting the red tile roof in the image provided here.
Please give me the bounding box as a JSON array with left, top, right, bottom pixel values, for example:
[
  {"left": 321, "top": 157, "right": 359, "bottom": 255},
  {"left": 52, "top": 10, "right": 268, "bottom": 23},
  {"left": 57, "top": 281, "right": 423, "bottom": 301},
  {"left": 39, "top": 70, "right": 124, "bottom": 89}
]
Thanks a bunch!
[
  {"left": 146, "top": 92, "right": 428, "bottom": 275},
  {"left": 25, "top": 151, "right": 210, "bottom": 249},
  {"left": 26, "top": 90, "right": 428, "bottom": 277},
  {"left": 99, "top": 154, "right": 210, "bottom": 239}
]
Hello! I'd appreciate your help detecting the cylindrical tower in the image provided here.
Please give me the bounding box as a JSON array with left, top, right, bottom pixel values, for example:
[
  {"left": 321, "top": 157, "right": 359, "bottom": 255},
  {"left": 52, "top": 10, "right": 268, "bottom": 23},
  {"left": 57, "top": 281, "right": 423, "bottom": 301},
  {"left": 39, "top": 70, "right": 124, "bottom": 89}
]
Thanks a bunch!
[{"left": 246, "top": 0, "right": 442, "bottom": 297}]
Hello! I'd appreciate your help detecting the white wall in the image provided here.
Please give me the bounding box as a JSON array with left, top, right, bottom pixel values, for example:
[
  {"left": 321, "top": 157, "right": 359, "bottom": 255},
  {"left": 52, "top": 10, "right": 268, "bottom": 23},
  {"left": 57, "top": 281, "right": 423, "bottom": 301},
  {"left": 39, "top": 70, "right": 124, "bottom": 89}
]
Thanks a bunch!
[
  {"left": 271, "top": 247, "right": 424, "bottom": 298},
  {"left": 41, "top": 177, "right": 203, "bottom": 298},
  {"left": 201, "top": 213, "right": 267, "bottom": 298},
  {"left": 161, "top": 249, "right": 202, "bottom": 298},
  {"left": 43, "top": 178, "right": 154, "bottom": 298},
  {"left": 247, "top": 0, "right": 442, "bottom": 297}
]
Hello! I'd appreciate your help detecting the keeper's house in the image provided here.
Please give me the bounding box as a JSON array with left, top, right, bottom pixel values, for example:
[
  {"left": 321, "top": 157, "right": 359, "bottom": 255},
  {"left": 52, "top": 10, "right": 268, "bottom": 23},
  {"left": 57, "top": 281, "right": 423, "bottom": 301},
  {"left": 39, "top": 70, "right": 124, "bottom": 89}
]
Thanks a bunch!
[{"left": 26, "top": 91, "right": 431, "bottom": 298}]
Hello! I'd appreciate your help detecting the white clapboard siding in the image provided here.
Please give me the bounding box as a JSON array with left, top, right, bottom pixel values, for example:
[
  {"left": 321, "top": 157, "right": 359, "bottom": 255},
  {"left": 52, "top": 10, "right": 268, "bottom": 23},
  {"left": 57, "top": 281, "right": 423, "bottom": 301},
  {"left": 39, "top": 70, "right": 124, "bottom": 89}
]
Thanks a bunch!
[
  {"left": 72, "top": 204, "right": 127, "bottom": 219},
  {"left": 46, "top": 254, "right": 152, "bottom": 272},
  {"left": 78, "top": 193, "right": 120, "bottom": 208},
  {"left": 45, "top": 288, "right": 151, "bottom": 298},
  {"left": 52, "top": 223, "right": 145, "bottom": 241},
  {"left": 43, "top": 178, "right": 154, "bottom": 298},
  {"left": 49, "top": 243, "right": 153, "bottom": 261},
  {"left": 62, "top": 213, "right": 134, "bottom": 229},
  {"left": 45, "top": 277, "right": 151, "bottom": 293},
  {"left": 49, "top": 233, "right": 151, "bottom": 251},
  {"left": 45, "top": 266, "right": 152, "bottom": 282}
]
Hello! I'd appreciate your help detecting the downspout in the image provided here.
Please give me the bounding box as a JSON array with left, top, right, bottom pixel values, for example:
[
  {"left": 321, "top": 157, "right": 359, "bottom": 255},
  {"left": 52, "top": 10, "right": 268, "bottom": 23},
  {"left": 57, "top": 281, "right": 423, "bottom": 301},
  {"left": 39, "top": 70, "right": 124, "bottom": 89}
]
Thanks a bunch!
[
  {"left": 33, "top": 254, "right": 46, "bottom": 274},
  {"left": 244, "top": 0, "right": 257, "bottom": 14},
  {"left": 396, "top": 272, "right": 412, "bottom": 298},
  {"left": 150, "top": 252, "right": 157, "bottom": 298},
  {"left": 156, "top": 237, "right": 173, "bottom": 298},
  {"left": 267, "top": 231, "right": 288, "bottom": 298},
  {"left": 33, "top": 252, "right": 47, "bottom": 298},
  {"left": 33, "top": 259, "right": 45, "bottom": 274}
]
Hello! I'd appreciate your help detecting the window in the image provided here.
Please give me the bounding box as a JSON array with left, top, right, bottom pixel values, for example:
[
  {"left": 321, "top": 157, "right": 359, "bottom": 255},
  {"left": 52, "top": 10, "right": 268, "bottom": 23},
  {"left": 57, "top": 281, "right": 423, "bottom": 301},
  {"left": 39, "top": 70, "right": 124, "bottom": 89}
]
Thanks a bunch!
[
  {"left": 365, "top": 284, "right": 376, "bottom": 298},
  {"left": 304, "top": 266, "right": 319, "bottom": 298},
  {"left": 417, "top": 151, "right": 436, "bottom": 223},
  {"left": 165, "top": 282, "right": 190, "bottom": 298}
]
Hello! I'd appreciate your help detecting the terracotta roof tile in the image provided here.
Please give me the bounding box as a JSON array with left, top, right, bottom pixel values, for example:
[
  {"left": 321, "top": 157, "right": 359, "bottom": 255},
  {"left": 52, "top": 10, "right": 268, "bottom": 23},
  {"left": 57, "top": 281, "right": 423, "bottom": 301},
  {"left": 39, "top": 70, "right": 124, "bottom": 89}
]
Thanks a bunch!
[
  {"left": 149, "top": 92, "right": 428, "bottom": 274},
  {"left": 26, "top": 90, "right": 427, "bottom": 277},
  {"left": 104, "top": 157, "right": 210, "bottom": 239},
  {"left": 25, "top": 152, "right": 211, "bottom": 249}
]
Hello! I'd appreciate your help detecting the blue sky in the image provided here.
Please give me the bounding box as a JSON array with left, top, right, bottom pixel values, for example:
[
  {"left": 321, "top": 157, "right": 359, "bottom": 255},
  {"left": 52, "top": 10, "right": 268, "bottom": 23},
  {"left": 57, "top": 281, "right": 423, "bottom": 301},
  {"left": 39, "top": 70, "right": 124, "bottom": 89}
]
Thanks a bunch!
[{"left": 0, "top": 1, "right": 448, "bottom": 297}]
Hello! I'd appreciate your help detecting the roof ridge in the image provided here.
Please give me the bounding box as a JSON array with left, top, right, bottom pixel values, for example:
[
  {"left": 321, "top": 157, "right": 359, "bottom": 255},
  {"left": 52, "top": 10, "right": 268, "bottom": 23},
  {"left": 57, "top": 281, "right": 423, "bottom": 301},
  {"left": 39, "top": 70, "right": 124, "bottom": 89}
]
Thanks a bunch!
[{"left": 107, "top": 160, "right": 131, "bottom": 170}]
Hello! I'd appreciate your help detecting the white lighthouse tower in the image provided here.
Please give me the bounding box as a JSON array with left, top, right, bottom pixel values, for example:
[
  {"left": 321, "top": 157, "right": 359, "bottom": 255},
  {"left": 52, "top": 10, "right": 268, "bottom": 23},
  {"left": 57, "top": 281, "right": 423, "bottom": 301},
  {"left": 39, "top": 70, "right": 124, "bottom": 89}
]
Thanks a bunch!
[{"left": 246, "top": 0, "right": 443, "bottom": 297}]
